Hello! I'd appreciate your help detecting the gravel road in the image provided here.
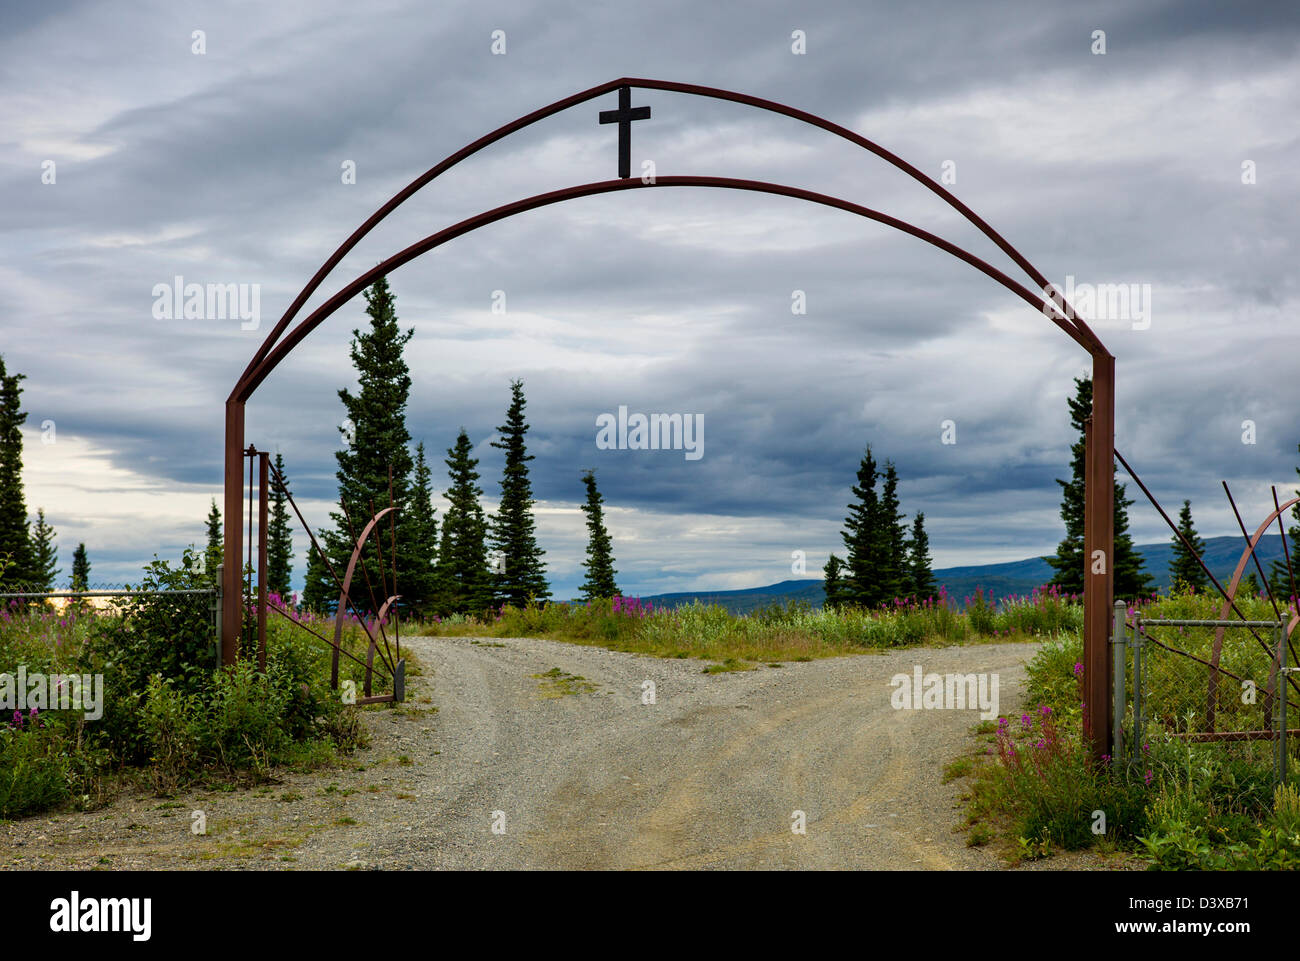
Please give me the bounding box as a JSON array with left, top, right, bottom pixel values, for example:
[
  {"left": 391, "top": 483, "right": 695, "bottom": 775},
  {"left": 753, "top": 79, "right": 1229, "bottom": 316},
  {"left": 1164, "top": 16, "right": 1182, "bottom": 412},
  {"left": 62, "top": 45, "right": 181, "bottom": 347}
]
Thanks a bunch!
[{"left": 2, "top": 635, "right": 1042, "bottom": 870}]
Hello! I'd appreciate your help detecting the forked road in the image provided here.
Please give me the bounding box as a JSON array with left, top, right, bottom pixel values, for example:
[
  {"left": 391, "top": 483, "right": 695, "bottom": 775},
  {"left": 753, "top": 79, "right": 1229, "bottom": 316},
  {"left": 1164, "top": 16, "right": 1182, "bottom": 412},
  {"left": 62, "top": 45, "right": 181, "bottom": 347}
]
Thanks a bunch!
[{"left": 378, "top": 635, "right": 1038, "bottom": 870}]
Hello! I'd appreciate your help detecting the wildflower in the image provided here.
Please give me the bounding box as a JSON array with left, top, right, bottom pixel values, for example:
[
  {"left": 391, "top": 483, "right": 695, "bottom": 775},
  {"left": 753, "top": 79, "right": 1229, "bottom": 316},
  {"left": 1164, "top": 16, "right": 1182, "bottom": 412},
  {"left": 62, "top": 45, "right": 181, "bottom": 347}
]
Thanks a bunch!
[{"left": 1144, "top": 769, "right": 1153, "bottom": 786}]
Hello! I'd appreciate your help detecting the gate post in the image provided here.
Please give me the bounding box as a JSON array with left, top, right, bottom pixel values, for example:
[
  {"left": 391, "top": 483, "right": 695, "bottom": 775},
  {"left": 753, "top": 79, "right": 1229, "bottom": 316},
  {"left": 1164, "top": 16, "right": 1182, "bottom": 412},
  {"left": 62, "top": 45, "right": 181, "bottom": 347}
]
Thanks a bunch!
[
  {"left": 222, "top": 398, "right": 245, "bottom": 667},
  {"left": 1084, "top": 352, "right": 1116, "bottom": 760}
]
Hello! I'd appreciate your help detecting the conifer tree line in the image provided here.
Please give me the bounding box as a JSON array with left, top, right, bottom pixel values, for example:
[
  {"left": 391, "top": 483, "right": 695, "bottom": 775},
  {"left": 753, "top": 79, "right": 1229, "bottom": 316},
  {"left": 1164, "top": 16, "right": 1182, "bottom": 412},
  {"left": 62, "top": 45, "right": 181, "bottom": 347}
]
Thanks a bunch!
[
  {"left": 823, "top": 445, "right": 935, "bottom": 609},
  {"left": 288, "top": 277, "right": 620, "bottom": 618}
]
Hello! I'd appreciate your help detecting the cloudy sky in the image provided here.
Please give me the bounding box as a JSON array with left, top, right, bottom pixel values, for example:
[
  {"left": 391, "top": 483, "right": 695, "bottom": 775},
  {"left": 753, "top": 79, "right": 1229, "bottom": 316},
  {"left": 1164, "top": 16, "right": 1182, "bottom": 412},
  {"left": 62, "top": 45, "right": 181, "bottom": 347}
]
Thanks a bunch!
[{"left": 3, "top": 0, "right": 1298, "bottom": 598}]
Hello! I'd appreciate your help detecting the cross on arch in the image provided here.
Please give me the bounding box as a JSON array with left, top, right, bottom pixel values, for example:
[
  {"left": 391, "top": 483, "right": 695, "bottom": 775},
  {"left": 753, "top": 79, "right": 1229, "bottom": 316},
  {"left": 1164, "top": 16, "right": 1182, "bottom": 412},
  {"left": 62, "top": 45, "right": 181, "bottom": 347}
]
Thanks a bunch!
[{"left": 599, "top": 85, "right": 651, "bottom": 179}]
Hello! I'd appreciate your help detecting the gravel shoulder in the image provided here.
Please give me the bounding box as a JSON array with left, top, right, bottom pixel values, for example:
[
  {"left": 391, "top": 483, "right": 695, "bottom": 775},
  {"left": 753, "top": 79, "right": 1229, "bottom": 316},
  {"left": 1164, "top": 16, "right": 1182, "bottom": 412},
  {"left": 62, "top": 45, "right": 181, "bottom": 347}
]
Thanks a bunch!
[{"left": 1, "top": 635, "right": 1088, "bottom": 870}]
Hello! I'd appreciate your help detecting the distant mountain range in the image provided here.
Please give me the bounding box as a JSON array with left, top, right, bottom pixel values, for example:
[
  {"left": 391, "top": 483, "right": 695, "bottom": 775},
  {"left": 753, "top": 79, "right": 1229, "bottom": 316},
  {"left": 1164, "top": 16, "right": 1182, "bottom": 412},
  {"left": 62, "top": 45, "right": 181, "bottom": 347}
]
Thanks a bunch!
[{"left": 638, "top": 535, "right": 1292, "bottom": 614}]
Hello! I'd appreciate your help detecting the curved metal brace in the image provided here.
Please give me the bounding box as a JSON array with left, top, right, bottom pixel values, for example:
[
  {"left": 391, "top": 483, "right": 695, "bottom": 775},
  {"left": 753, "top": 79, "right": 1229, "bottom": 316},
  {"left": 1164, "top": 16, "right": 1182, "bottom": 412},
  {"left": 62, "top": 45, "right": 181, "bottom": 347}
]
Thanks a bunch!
[
  {"left": 331, "top": 506, "right": 398, "bottom": 689},
  {"left": 1206, "top": 495, "right": 1300, "bottom": 727},
  {"left": 231, "top": 77, "right": 1105, "bottom": 403},
  {"left": 364, "top": 594, "right": 402, "bottom": 697},
  {"left": 238, "top": 176, "right": 1095, "bottom": 403}
]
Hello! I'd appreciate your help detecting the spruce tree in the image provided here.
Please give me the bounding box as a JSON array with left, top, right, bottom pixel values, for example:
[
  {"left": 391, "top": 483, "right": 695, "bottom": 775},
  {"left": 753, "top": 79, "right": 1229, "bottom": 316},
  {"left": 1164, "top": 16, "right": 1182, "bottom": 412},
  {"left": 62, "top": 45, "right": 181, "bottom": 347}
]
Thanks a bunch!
[
  {"left": 405, "top": 442, "right": 440, "bottom": 616},
  {"left": 879, "top": 461, "right": 909, "bottom": 599},
  {"left": 488, "top": 380, "right": 550, "bottom": 605},
  {"left": 841, "top": 446, "right": 886, "bottom": 608},
  {"left": 266, "top": 453, "right": 295, "bottom": 598},
  {"left": 907, "top": 511, "right": 936, "bottom": 600},
  {"left": 204, "top": 499, "right": 223, "bottom": 579},
  {"left": 578, "top": 470, "right": 618, "bottom": 600},
  {"left": 301, "top": 532, "right": 335, "bottom": 614},
  {"left": 435, "top": 429, "right": 492, "bottom": 615},
  {"left": 823, "top": 554, "right": 848, "bottom": 609},
  {"left": 1046, "top": 376, "right": 1153, "bottom": 598},
  {"left": 1268, "top": 444, "right": 1300, "bottom": 602},
  {"left": 29, "top": 508, "right": 57, "bottom": 592},
  {"left": 70, "top": 543, "right": 89, "bottom": 591},
  {"left": 326, "top": 276, "right": 416, "bottom": 613},
  {"left": 1169, "top": 500, "right": 1208, "bottom": 593},
  {"left": 0, "top": 356, "right": 34, "bottom": 588}
]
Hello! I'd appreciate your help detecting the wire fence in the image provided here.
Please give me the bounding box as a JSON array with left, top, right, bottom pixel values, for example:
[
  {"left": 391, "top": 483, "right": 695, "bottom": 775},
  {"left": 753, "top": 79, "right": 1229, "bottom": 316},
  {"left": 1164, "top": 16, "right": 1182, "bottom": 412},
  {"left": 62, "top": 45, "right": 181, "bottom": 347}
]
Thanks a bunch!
[{"left": 1117, "top": 608, "right": 1295, "bottom": 782}]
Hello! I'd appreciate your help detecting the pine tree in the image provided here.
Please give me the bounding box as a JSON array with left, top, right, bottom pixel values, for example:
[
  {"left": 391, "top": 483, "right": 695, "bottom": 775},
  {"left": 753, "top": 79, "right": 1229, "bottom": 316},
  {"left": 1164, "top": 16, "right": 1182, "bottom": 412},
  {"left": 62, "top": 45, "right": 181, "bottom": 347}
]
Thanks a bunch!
[
  {"left": 823, "top": 554, "right": 848, "bottom": 609},
  {"left": 1268, "top": 444, "right": 1300, "bottom": 603},
  {"left": 878, "top": 461, "right": 909, "bottom": 599},
  {"left": 434, "top": 429, "right": 492, "bottom": 615},
  {"left": 1241, "top": 570, "right": 1262, "bottom": 598},
  {"left": 29, "top": 508, "right": 57, "bottom": 592},
  {"left": 0, "top": 356, "right": 34, "bottom": 588},
  {"left": 70, "top": 543, "right": 89, "bottom": 591},
  {"left": 301, "top": 532, "right": 335, "bottom": 614},
  {"left": 266, "top": 453, "right": 294, "bottom": 599},
  {"left": 405, "top": 442, "right": 440, "bottom": 616},
  {"left": 204, "top": 499, "right": 223, "bottom": 580},
  {"left": 1046, "top": 376, "right": 1153, "bottom": 598},
  {"left": 907, "top": 511, "right": 937, "bottom": 600},
  {"left": 841, "top": 446, "right": 886, "bottom": 608},
  {"left": 578, "top": 470, "right": 618, "bottom": 600},
  {"left": 488, "top": 380, "right": 550, "bottom": 605},
  {"left": 325, "top": 276, "right": 416, "bottom": 614},
  {"left": 1169, "top": 500, "right": 1208, "bottom": 593}
]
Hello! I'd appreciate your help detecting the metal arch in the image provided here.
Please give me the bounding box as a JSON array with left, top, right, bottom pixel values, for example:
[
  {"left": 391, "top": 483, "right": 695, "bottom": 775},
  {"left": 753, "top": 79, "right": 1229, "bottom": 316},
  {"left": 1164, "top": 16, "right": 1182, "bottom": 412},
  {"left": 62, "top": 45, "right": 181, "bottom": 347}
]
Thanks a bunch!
[
  {"left": 238, "top": 175, "right": 1095, "bottom": 401},
  {"left": 231, "top": 76, "right": 1107, "bottom": 401},
  {"left": 223, "top": 78, "right": 1119, "bottom": 756}
]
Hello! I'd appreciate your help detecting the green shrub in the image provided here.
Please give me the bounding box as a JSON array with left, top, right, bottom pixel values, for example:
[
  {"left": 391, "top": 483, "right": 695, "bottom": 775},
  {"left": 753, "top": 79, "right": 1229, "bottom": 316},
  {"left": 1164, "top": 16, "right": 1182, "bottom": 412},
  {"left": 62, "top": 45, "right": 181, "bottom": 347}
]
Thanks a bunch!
[{"left": 0, "top": 718, "right": 71, "bottom": 817}]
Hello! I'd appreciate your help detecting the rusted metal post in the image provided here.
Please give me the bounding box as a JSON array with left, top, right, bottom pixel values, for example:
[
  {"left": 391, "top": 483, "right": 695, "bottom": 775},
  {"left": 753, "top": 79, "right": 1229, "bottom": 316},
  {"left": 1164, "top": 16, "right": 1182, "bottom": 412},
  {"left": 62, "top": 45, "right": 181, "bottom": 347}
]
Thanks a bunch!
[
  {"left": 1084, "top": 353, "right": 1116, "bottom": 760},
  {"left": 222, "top": 399, "right": 244, "bottom": 667},
  {"left": 258, "top": 450, "right": 269, "bottom": 673}
]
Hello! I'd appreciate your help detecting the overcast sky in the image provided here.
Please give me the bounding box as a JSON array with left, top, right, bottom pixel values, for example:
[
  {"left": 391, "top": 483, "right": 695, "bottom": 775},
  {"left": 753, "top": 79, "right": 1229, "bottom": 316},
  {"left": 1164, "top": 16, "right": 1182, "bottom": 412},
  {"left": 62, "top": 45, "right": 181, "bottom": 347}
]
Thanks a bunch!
[{"left": 2, "top": 0, "right": 1298, "bottom": 598}]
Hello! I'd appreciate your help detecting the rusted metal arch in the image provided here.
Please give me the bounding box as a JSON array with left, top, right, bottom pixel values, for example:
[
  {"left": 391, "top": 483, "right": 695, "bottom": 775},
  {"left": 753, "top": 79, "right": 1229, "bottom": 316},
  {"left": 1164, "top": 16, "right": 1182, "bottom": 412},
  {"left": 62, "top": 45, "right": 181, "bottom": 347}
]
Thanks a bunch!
[
  {"left": 240, "top": 176, "right": 1096, "bottom": 399},
  {"left": 230, "top": 76, "right": 1104, "bottom": 402},
  {"left": 224, "top": 78, "right": 1117, "bottom": 756}
]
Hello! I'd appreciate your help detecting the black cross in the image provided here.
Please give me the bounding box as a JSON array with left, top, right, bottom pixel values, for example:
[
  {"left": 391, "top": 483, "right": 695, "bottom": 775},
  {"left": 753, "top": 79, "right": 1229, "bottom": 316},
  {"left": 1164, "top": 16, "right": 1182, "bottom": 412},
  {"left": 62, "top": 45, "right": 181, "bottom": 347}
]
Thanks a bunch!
[{"left": 599, "top": 86, "right": 651, "bottom": 180}]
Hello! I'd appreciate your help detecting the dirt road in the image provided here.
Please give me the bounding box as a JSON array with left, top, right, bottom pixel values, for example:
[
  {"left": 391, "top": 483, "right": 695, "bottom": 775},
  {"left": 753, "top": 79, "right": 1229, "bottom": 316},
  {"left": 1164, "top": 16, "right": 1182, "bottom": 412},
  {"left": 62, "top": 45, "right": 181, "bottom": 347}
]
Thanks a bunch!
[{"left": 2, "top": 635, "right": 1039, "bottom": 870}]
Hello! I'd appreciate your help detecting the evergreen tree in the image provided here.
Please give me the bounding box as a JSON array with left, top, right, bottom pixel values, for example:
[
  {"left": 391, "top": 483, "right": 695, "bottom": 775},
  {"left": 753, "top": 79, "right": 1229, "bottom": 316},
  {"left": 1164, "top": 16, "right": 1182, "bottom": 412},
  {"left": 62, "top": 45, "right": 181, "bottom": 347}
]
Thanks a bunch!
[
  {"left": 70, "top": 543, "right": 89, "bottom": 591},
  {"left": 907, "top": 511, "right": 937, "bottom": 600},
  {"left": 266, "top": 453, "right": 295, "bottom": 599},
  {"left": 29, "top": 508, "right": 57, "bottom": 592},
  {"left": 301, "top": 533, "right": 335, "bottom": 614},
  {"left": 1169, "top": 499, "right": 1208, "bottom": 593},
  {"left": 1046, "top": 376, "right": 1153, "bottom": 598},
  {"left": 0, "top": 356, "right": 34, "bottom": 587},
  {"left": 405, "top": 442, "right": 440, "bottom": 616},
  {"left": 1268, "top": 444, "right": 1300, "bottom": 603},
  {"left": 878, "top": 461, "right": 910, "bottom": 599},
  {"left": 823, "top": 553, "right": 848, "bottom": 610},
  {"left": 578, "top": 469, "right": 618, "bottom": 600},
  {"left": 434, "top": 429, "right": 491, "bottom": 615},
  {"left": 325, "top": 276, "right": 416, "bottom": 614},
  {"left": 1241, "top": 570, "right": 1262, "bottom": 598},
  {"left": 841, "top": 446, "right": 887, "bottom": 608},
  {"left": 204, "top": 499, "right": 222, "bottom": 579},
  {"left": 488, "top": 380, "right": 550, "bottom": 604}
]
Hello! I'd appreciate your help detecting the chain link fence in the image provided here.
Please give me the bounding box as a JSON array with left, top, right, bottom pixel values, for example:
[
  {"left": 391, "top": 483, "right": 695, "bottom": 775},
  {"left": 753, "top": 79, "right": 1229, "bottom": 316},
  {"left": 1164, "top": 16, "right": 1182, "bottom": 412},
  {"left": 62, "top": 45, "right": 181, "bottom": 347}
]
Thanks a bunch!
[{"left": 1114, "top": 603, "right": 1295, "bottom": 782}]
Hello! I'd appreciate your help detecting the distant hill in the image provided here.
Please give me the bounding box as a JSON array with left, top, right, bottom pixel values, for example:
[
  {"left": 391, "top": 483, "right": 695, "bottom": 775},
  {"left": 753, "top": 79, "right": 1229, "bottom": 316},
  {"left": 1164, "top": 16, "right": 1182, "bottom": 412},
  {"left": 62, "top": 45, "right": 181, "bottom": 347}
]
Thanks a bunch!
[{"left": 639, "top": 535, "right": 1290, "bottom": 614}]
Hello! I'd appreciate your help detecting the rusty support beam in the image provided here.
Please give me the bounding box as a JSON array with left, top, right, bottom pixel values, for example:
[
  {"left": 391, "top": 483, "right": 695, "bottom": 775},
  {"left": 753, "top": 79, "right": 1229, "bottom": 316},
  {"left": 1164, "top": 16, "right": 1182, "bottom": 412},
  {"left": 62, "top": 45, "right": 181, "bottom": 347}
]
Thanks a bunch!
[
  {"left": 222, "top": 399, "right": 244, "bottom": 667},
  {"left": 1084, "top": 353, "right": 1115, "bottom": 760},
  {"left": 258, "top": 450, "right": 269, "bottom": 673}
]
